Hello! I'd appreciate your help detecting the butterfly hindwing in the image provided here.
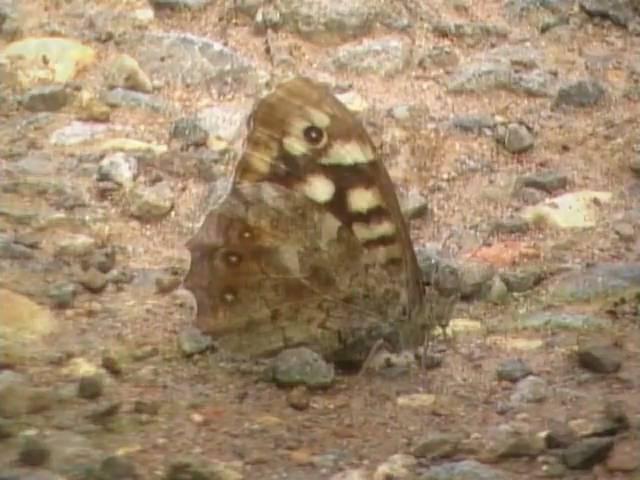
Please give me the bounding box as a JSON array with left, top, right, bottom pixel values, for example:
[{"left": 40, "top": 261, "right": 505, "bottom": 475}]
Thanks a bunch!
[{"left": 184, "top": 77, "right": 427, "bottom": 364}]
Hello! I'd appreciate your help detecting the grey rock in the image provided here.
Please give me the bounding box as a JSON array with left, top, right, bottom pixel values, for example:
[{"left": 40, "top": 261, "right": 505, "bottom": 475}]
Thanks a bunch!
[
  {"left": 10, "top": 152, "right": 57, "bottom": 176},
  {"left": 0, "top": 418, "right": 15, "bottom": 439},
  {"left": 155, "top": 272, "right": 182, "bottom": 294},
  {"left": 577, "top": 344, "right": 622, "bottom": 373},
  {"left": 0, "top": 370, "right": 30, "bottom": 418},
  {"left": 286, "top": 385, "right": 310, "bottom": 411},
  {"left": 55, "top": 234, "right": 97, "bottom": 258},
  {"left": 518, "top": 170, "right": 568, "bottom": 193},
  {"left": 431, "top": 21, "right": 509, "bottom": 39},
  {"left": 450, "top": 114, "right": 496, "bottom": 133},
  {"left": 85, "top": 401, "right": 121, "bottom": 425},
  {"left": 177, "top": 327, "right": 213, "bottom": 357},
  {"left": 420, "top": 459, "right": 507, "bottom": 480},
  {"left": 271, "top": 347, "right": 335, "bottom": 388},
  {"left": 540, "top": 14, "right": 571, "bottom": 32},
  {"left": 570, "top": 414, "right": 627, "bottom": 438},
  {"left": 554, "top": 79, "right": 606, "bottom": 108},
  {"left": 0, "top": 0, "right": 21, "bottom": 39},
  {"left": 603, "top": 399, "right": 631, "bottom": 432},
  {"left": 630, "top": 155, "right": 640, "bottom": 175},
  {"left": 46, "top": 430, "right": 102, "bottom": 476},
  {"left": 505, "top": 0, "right": 572, "bottom": 17},
  {"left": 254, "top": 3, "right": 283, "bottom": 33},
  {"left": 26, "top": 387, "right": 57, "bottom": 414},
  {"left": 49, "top": 121, "right": 112, "bottom": 146},
  {"left": 416, "top": 46, "right": 460, "bottom": 69},
  {"left": 95, "top": 455, "right": 140, "bottom": 479},
  {"left": 129, "top": 181, "right": 174, "bottom": 220},
  {"left": 270, "top": 0, "right": 379, "bottom": 42},
  {"left": 18, "top": 436, "right": 50, "bottom": 467},
  {"left": 133, "top": 400, "right": 160, "bottom": 415},
  {"left": 510, "top": 375, "right": 548, "bottom": 403},
  {"left": 613, "top": 221, "right": 635, "bottom": 241},
  {"left": 491, "top": 216, "right": 530, "bottom": 234},
  {"left": 327, "top": 36, "right": 411, "bottom": 76},
  {"left": 412, "top": 432, "right": 463, "bottom": 459},
  {"left": 562, "top": 437, "right": 614, "bottom": 469},
  {"left": 485, "top": 423, "right": 545, "bottom": 458},
  {"left": 194, "top": 104, "right": 249, "bottom": 144},
  {"left": 448, "top": 60, "right": 511, "bottom": 93},
  {"left": 545, "top": 422, "right": 577, "bottom": 448},
  {"left": 102, "top": 88, "right": 170, "bottom": 113},
  {"left": 511, "top": 69, "right": 559, "bottom": 96},
  {"left": 20, "top": 84, "right": 74, "bottom": 112},
  {"left": 149, "top": 0, "right": 211, "bottom": 9},
  {"left": 579, "top": 0, "right": 637, "bottom": 28},
  {"left": 170, "top": 117, "right": 209, "bottom": 148},
  {"left": 448, "top": 50, "right": 557, "bottom": 96},
  {"left": 500, "top": 267, "right": 546, "bottom": 292},
  {"left": 0, "top": 234, "right": 35, "bottom": 259},
  {"left": 131, "top": 32, "right": 257, "bottom": 89},
  {"left": 498, "top": 122, "right": 535, "bottom": 153},
  {"left": 518, "top": 311, "right": 611, "bottom": 329},
  {"left": 78, "top": 268, "right": 108, "bottom": 294},
  {"left": 515, "top": 185, "right": 548, "bottom": 204},
  {"left": 497, "top": 358, "right": 532, "bottom": 382},
  {"left": 81, "top": 247, "right": 117, "bottom": 274},
  {"left": 402, "top": 189, "right": 430, "bottom": 221},
  {"left": 548, "top": 263, "right": 640, "bottom": 302},
  {"left": 77, "top": 375, "right": 103, "bottom": 400},
  {"left": 457, "top": 262, "right": 495, "bottom": 300},
  {"left": 47, "top": 282, "right": 77, "bottom": 309},
  {"left": 97, "top": 152, "right": 138, "bottom": 186},
  {"left": 102, "top": 353, "right": 124, "bottom": 376},
  {"left": 165, "top": 459, "right": 242, "bottom": 480},
  {"left": 105, "top": 54, "right": 152, "bottom": 93}
]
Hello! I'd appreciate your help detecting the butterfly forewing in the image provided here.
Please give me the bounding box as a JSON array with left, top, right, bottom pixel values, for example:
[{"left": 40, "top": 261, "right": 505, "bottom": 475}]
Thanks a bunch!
[{"left": 184, "top": 77, "right": 427, "bottom": 364}]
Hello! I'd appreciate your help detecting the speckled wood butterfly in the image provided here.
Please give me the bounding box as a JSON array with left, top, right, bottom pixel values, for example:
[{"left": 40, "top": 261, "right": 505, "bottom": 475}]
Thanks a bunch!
[{"left": 184, "top": 77, "right": 429, "bottom": 367}]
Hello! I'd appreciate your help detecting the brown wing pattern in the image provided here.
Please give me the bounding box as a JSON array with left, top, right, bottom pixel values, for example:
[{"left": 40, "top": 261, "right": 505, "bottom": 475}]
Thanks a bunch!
[{"left": 184, "top": 77, "right": 426, "bottom": 364}]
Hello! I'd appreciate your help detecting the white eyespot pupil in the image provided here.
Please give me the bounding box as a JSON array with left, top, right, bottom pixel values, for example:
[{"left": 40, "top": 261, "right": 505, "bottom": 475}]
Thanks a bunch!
[{"left": 304, "top": 126, "right": 324, "bottom": 145}]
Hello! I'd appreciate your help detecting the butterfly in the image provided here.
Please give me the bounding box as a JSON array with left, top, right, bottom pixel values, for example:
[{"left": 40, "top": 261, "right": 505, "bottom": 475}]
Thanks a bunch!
[{"left": 184, "top": 77, "right": 431, "bottom": 367}]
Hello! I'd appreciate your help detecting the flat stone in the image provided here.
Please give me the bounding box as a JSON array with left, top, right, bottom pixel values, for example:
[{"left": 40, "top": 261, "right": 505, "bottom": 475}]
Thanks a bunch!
[
  {"left": 562, "top": 437, "right": 614, "bottom": 469},
  {"left": 520, "top": 190, "right": 612, "bottom": 228},
  {"left": 0, "top": 37, "right": 96, "bottom": 87},
  {"left": 577, "top": 344, "right": 622, "bottom": 373}
]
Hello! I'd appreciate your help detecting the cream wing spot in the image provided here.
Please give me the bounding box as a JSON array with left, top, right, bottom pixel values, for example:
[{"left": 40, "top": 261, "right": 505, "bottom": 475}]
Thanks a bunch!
[
  {"left": 347, "top": 186, "right": 383, "bottom": 213},
  {"left": 352, "top": 220, "right": 396, "bottom": 242},
  {"left": 299, "top": 173, "right": 336, "bottom": 204},
  {"left": 283, "top": 135, "right": 309, "bottom": 156},
  {"left": 320, "top": 140, "right": 374, "bottom": 166},
  {"left": 362, "top": 243, "right": 403, "bottom": 264},
  {"left": 305, "top": 107, "right": 331, "bottom": 129}
]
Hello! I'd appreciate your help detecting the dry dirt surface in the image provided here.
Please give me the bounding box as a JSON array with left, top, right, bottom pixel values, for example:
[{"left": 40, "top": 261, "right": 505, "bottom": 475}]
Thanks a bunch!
[{"left": 1, "top": 0, "right": 640, "bottom": 479}]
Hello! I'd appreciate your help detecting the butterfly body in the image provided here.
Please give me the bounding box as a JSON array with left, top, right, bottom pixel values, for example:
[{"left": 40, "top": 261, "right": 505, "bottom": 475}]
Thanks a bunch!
[{"left": 184, "top": 77, "right": 428, "bottom": 366}]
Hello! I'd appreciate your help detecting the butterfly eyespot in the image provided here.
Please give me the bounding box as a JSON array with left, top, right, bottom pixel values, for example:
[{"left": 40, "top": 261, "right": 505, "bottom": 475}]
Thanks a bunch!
[
  {"left": 303, "top": 125, "right": 324, "bottom": 146},
  {"left": 240, "top": 228, "right": 253, "bottom": 240},
  {"left": 221, "top": 288, "right": 237, "bottom": 304},
  {"left": 224, "top": 251, "right": 242, "bottom": 266}
]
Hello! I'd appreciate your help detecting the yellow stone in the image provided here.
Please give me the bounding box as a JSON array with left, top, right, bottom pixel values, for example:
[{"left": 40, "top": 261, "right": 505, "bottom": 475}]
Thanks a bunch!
[
  {"left": 396, "top": 393, "right": 436, "bottom": 408},
  {"left": 487, "top": 336, "right": 544, "bottom": 350},
  {"left": 448, "top": 317, "right": 483, "bottom": 333},
  {"left": 0, "top": 289, "right": 56, "bottom": 362},
  {"left": 1, "top": 37, "right": 96, "bottom": 87},
  {"left": 95, "top": 138, "right": 167, "bottom": 154},
  {"left": 521, "top": 190, "right": 612, "bottom": 228}
]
